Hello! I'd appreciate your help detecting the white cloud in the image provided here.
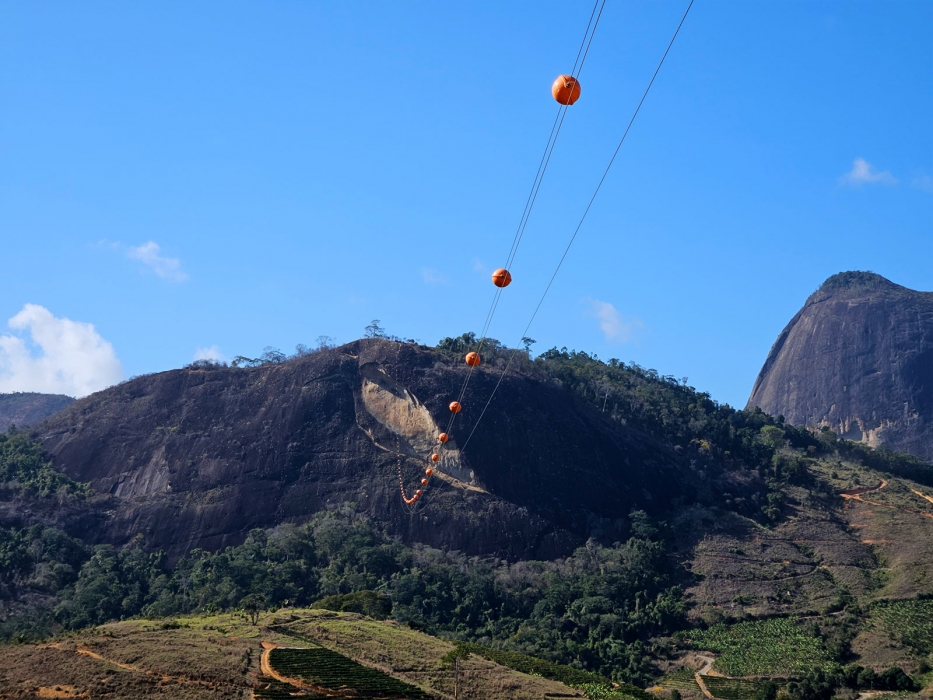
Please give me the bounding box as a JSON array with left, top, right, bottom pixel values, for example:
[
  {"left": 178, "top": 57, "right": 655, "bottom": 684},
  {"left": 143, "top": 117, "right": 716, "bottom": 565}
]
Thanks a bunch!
[
  {"left": 127, "top": 241, "right": 187, "bottom": 282},
  {"left": 0, "top": 304, "right": 124, "bottom": 398},
  {"left": 472, "top": 257, "right": 487, "bottom": 273},
  {"left": 839, "top": 158, "right": 897, "bottom": 186},
  {"left": 193, "top": 345, "right": 225, "bottom": 362},
  {"left": 912, "top": 174, "right": 933, "bottom": 193},
  {"left": 584, "top": 299, "right": 643, "bottom": 343},
  {"left": 421, "top": 267, "right": 449, "bottom": 285}
]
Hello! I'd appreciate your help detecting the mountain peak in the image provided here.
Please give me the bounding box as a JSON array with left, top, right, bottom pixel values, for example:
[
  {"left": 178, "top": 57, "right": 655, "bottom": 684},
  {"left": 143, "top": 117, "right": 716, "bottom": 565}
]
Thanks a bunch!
[{"left": 817, "top": 270, "right": 901, "bottom": 296}]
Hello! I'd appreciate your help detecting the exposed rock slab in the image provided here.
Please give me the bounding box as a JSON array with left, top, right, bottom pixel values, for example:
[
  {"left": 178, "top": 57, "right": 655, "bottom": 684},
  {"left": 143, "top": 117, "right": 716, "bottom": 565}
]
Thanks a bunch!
[
  {"left": 35, "top": 339, "right": 688, "bottom": 561},
  {"left": 748, "top": 271, "right": 933, "bottom": 461}
]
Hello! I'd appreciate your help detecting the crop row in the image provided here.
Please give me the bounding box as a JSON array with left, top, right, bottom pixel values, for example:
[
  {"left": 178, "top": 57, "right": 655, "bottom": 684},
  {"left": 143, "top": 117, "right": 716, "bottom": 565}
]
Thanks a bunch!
[
  {"left": 873, "top": 599, "right": 933, "bottom": 655},
  {"left": 704, "top": 676, "right": 783, "bottom": 700},
  {"left": 269, "top": 647, "right": 433, "bottom": 698},
  {"left": 253, "top": 677, "right": 329, "bottom": 699},
  {"left": 685, "top": 618, "right": 832, "bottom": 676}
]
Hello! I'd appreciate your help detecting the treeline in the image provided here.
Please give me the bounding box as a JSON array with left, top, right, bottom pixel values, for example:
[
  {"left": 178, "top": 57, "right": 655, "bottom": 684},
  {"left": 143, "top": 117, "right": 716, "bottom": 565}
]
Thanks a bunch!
[{"left": 0, "top": 504, "right": 681, "bottom": 685}]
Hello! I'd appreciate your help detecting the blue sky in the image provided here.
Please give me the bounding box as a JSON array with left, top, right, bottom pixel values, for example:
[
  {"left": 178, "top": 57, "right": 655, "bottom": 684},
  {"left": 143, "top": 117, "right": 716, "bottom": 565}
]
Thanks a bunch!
[{"left": 1, "top": 1, "right": 930, "bottom": 406}]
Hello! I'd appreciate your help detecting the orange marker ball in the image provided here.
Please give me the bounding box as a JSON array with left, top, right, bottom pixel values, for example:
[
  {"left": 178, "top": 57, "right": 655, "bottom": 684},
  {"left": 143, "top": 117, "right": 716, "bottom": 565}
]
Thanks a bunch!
[
  {"left": 449, "top": 401, "right": 462, "bottom": 413},
  {"left": 465, "top": 352, "right": 481, "bottom": 367},
  {"left": 551, "top": 75, "right": 581, "bottom": 105},
  {"left": 491, "top": 268, "right": 512, "bottom": 288},
  {"left": 425, "top": 468, "right": 434, "bottom": 477},
  {"left": 438, "top": 432, "right": 449, "bottom": 443},
  {"left": 431, "top": 453, "right": 440, "bottom": 462},
  {"left": 416, "top": 489, "right": 423, "bottom": 496},
  {"left": 421, "top": 478, "right": 429, "bottom": 486}
]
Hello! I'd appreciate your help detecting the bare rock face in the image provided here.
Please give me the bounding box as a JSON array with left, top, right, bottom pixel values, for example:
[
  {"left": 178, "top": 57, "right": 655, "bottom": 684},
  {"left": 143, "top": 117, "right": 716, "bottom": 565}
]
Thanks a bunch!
[
  {"left": 35, "top": 339, "right": 688, "bottom": 561},
  {"left": 0, "top": 393, "right": 74, "bottom": 432},
  {"left": 748, "top": 271, "right": 933, "bottom": 461}
]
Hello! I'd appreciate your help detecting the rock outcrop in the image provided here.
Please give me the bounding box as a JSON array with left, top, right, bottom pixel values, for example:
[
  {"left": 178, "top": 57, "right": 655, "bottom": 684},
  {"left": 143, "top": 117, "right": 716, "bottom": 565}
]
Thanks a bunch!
[
  {"left": 35, "top": 339, "right": 689, "bottom": 561},
  {"left": 748, "top": 271, "right": 933, "bottom": 461}
]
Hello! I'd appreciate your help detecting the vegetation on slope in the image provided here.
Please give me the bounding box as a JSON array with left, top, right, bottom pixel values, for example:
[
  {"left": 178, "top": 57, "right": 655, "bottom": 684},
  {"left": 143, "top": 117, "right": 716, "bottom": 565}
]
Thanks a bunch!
[
  {"left": 3, "top": 337, "right": 933, "bottom": 691},
  {"left": 681, "top": 618, "right": 833, "bottom": 676},
  {"left": 0, "top": 432, "right": 89, "bottom": 496}
]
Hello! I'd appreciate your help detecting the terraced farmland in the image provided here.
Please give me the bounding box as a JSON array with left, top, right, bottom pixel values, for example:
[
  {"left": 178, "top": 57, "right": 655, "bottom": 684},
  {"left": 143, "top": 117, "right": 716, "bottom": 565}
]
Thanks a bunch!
[
  {"left": 703, "top": 676, "right": 782, "bottom": 700},
  {"left": 254, "top": 677, "right": 330, "bottom": 699},
  {"left": 268, "top": 647, "right": 434, "bottom": 698},
  {"left": 685, "top": 618, "right": 832, "bottom": 676},
  {"left": 873, "top": 598, "right": 933, "bottom": 655}
]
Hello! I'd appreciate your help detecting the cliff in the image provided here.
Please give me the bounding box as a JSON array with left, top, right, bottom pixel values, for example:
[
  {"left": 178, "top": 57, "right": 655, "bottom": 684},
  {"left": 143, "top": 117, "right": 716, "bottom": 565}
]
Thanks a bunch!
[
  {"left": 35, "top": 339, "right": 689, "bottom": 561},
  {"left": 748, "top": 271, "right": 933, "bottom": 461}
]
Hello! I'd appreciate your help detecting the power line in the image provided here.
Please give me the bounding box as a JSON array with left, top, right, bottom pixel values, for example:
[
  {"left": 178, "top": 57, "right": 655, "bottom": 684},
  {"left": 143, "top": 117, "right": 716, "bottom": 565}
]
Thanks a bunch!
[{"left": 459, "top": 0, "right": 696, "bottom": 455}]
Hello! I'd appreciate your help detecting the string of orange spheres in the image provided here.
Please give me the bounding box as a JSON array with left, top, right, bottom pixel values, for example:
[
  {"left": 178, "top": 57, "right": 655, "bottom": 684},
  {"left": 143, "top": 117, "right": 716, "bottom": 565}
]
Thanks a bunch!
[{"left": 397, "top": 76, "right": 582, "bottom": 507}]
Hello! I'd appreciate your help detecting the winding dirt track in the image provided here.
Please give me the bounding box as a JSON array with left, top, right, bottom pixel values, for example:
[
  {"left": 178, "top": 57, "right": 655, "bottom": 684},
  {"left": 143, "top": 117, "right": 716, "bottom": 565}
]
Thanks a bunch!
[
  {"left": 43, "top": 643, "right": 222, "bottom": 689},
  {"left": 839, "top": 479, "right": 933, "bottom": 519},
  {"left": 693, "top": 655, "right": 717, "bottom": 699},
  {"left": 839, "top": 480, "right": 888, "bottom": 501},
  {"left": 258, "top": 644, "right": 352, "bottom": 697}
]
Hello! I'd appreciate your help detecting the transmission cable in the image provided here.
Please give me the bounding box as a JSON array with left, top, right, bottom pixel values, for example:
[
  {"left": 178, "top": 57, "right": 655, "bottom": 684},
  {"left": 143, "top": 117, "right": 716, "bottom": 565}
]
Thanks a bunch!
[{"left": 459, "top": 0, "right": 695, "bottom": 456}]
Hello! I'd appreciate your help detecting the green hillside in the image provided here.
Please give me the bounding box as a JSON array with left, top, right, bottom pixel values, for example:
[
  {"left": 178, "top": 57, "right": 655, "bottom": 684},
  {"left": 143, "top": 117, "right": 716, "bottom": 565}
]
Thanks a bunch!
[{"left": 2, "top": 341, "right": 933, "bottom": 695}]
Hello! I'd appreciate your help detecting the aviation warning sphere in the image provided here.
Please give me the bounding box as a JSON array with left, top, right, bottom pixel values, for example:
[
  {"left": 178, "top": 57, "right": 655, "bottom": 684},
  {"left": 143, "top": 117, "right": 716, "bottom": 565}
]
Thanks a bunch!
[
  {"left": 491, "top": 268, "right": 513, "bottom": 288},
  {"left": 449, "top": 401, "right": 462, "bottom": 413},
  {"left": 438, "top": 432, "right": 449, "bottom": 443},
  {"left": 465, "top": 352, "right": 481, "bottom": 367},
  {"left": 552, "top": 75, "right": 581, "bottom": 105}
]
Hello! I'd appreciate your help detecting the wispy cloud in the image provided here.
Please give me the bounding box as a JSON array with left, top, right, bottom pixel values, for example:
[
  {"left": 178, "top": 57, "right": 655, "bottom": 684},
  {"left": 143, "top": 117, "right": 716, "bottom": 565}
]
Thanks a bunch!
[
  {"left": 127, "top": 241, "right": 188, "bottom": 282},
  {"left": 839, "top": 158, "right": 897, "bottom": 186},
  {"left": 472, "top": 258, "right": 487, "bottom": 273},
  {"left": 193, "top": 345, "right": 225, "bottom": 362},
  {"left": 584, "top": 299, "right": 643, "bottom": 343},
  {"left": 912, "top": 174, "right": 933, "bottom": 193},
  {"left": 0, "top": 304, "right": 124, "bottom": 398},
  {"left": 421, "top": 267, "right": 449, "bottom": 285}
]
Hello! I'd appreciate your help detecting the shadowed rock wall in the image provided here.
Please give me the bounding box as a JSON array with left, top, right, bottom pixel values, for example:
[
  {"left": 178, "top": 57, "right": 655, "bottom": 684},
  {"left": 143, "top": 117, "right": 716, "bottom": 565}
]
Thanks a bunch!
[{"left": 36, "top": 339, "right": 688, "bottom": 561}]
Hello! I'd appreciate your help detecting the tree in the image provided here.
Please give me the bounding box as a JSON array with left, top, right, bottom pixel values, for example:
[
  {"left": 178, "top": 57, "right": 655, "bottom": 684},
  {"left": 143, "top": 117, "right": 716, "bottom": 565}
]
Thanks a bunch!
[
  {"left": 231, "top": 356, "right": 262, "bottom": 368},
  {"left": 241, "top": 593, "right": 266, "bottom": 625},
  {"left": 442, "top": 644, "right": 471, "bottom": 700},
  {"left": 260, "top": 347, "right": 286, "bottom": 364},
  {"left": 364, "top": 320, "right": 386, "bottom": 338},
  {"left": 316, "top": 335, "right": 335, "bottom": 350},
  {"left": 522, "top": 336, "right": 536, "bottom": 354}
]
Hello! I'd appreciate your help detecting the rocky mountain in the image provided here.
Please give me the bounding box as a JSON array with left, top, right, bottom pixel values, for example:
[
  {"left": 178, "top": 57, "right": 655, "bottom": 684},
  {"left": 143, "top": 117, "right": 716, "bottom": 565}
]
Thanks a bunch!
[
  {"left": 748, "top": 271, "right": 933, "bottom": 461},
  {"left": 0, "top": 392, "right": 74, "bottom": 432},
  {"left": 34, "top": 339, "right": 689, "bottom": 561}
]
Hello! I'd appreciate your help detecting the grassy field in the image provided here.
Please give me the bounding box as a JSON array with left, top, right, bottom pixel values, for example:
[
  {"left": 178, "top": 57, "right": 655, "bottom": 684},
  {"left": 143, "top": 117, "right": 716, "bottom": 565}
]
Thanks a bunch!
[
  {"left": 0, "top": 608, "right": 585, "bottom": 699},
  {"left": 684, "top": 618, "right": 832, "bottom": 676}
]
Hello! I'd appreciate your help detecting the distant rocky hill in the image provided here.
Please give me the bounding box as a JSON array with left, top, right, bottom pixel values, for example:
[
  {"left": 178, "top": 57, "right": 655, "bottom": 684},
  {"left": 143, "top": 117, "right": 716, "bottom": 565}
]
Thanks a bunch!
[
  {"left": 0, "top": 392, "right": 74, "bottom": 432},
  {"left": 748, "top": 271, "right": 933, "bottom": 462},
  {"left": 35, "top": 339, "right": 690, "bottom": 561}
]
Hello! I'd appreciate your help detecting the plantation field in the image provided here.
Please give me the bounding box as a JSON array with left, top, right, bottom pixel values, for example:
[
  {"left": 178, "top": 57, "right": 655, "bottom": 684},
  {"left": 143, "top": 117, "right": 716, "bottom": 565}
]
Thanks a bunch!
[
  {"left": 872, "top": 599, "right": 933, "bottom": 655},
  {"left": 268, "top": 646, "right": 433, "bottom": 698},
  {"left": 685, "top": 618, "right": 832, "bottom": 676},
  {"left": 253, "top": 677, "right": 330, "bottom": 699},
  {"left": 654, "top": 668, "right": 701, "bottom": 694},
  {"left": 702, "top": 676, "right": 783, "bottom": 700}
]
